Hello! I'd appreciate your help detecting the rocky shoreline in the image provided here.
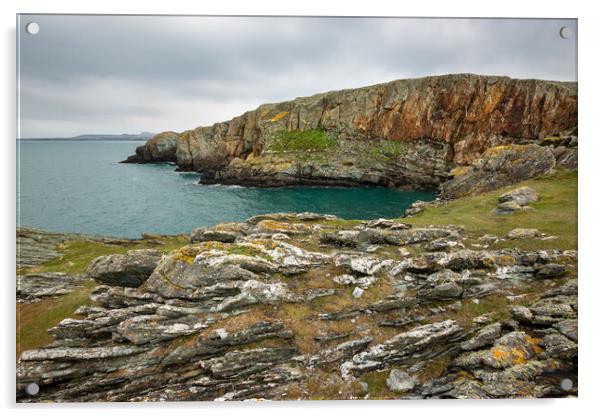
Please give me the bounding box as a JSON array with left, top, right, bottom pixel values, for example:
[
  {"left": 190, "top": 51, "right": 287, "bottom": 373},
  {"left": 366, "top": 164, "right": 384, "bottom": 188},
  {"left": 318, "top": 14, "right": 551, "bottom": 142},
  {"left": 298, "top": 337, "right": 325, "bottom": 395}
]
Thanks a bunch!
[{"left": 16, "top": 177, "right": 578, "bottom": 400}]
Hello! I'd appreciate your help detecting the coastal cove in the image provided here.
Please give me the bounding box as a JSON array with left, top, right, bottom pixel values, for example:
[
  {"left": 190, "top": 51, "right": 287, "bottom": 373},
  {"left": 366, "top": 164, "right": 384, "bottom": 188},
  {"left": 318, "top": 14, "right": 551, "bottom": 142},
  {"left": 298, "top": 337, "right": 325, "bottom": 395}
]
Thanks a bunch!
[{"left": 17, "top": 140, "right": 437, "bottom": 238}]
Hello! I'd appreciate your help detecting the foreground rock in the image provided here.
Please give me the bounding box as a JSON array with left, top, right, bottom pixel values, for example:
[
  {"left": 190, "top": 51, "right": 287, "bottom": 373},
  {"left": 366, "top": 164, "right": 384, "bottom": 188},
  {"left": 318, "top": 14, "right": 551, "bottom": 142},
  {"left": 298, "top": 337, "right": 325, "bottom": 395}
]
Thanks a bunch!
[
  {"left": 86, "top": 249, "right": 163, "bottom": 287},
  {"left": 16, "top": 212, "right": 578, "bottom": 402}
]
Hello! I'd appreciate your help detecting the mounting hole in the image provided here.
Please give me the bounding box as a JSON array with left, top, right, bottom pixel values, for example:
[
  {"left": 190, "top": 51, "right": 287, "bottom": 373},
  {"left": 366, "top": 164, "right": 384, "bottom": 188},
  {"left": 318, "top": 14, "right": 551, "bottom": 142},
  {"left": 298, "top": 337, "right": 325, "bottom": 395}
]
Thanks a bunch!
[
  {"left": 559, "top": 26, "right": 572, "bottom": 39},
  {"left": 26, "top": 22, "right": 40, "bottom": 35},
  {"left": 25, "top": 382, "right": 39, "bottom": 396},
  {"left": 560, "top": 378, "right": 573, "bottom": 391}
]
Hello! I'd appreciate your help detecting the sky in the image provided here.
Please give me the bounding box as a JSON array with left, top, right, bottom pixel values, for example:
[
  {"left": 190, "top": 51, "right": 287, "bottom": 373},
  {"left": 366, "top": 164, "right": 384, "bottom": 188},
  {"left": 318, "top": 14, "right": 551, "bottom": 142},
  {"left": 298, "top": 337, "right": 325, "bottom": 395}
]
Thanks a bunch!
[{"left": 17, "top": 15, "right": 577, "bottom": 138}]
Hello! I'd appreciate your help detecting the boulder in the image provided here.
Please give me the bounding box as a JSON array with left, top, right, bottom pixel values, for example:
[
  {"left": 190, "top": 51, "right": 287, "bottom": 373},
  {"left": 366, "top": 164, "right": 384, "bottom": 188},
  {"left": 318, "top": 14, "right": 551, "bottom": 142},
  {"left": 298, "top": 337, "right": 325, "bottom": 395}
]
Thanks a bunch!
[
  {"left": 494, "top": 201, "right": 527, "bottom": 215},
  {"left": 352, "top": 287, "right": 364, "bottom": 299},
  {"left": 498, "top": 186, "right": 540, "bottom": 206},
  {"left": 506, "top": 228, "right": 541, "bottom": 240},
  {"left": 386, "top": 369, "right": 418, "bottom": 392},
  {"left": 419, "top": 281, "right": 464, "bottom": 301},
  {"left": 86, "top": 249, "right": 162, "bottom": 287},
  {"left": 335, "top": 254, "right": 393, "bottom": 275},
  {"left": 461, "top": 323, "right": 503, "bottom": 351},
  {"left": 495, "top": 186, "right": 539, "bottom": 214},
  {"left": 333, "top": 274, "right": 377, "bottom": 289},
  {"left": 190, "top": 228, "right": 237, "bottom": 243},
  {"left": 536, "top": 263, "right": 567, "bottom": 278},
  {"left": 361, "top": 219, "right": 411, "bottom": 230}
]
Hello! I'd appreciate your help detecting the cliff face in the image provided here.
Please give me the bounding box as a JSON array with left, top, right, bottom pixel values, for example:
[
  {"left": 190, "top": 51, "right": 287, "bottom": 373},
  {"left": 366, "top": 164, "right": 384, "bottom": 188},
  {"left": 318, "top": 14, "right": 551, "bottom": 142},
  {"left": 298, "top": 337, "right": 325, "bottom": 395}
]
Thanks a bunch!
[{"left": 124, "top": 74, "right": 577, "bottom": 188}]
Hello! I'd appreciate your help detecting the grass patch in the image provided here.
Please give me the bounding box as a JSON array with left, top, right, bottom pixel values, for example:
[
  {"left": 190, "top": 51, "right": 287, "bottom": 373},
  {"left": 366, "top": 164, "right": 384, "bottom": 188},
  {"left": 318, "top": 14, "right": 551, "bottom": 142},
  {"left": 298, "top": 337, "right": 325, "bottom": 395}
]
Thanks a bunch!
[
  {"left": 402, "top": 170, "right": 577, "bottom": 251},
  {"left": 319, "top": 218, "right": 363, "bottom": 229},
  {"left": 417, "top": 356, "right": 452, "bottom": 383},
  {"left": 369, "top": 140, "right": 406, "bottom": 160},
  {"left": 361, "top": 370, "right": 394, "bottom": 399},
  {"left": 16, "top": 279, "right": 96, "bottom": 357},
  {"left": 31, "top": 235, "right": 188, "bottom": 275},
  {"left": 268, "top": 129, "right": 336, "bottom": 153},
  {"left": 449, "top": 294, "right": 512, "bottom": 328}
]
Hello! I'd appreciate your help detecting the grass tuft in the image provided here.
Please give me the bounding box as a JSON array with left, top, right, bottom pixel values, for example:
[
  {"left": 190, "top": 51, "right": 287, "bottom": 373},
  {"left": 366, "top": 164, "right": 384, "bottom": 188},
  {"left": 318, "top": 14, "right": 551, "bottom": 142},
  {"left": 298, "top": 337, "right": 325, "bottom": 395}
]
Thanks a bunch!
[
  {"left": 369, "top": 140, "right": 406, "bottom": 160},
  {"left": 268, "top": 129, "right": 336, "bottom": 153}
]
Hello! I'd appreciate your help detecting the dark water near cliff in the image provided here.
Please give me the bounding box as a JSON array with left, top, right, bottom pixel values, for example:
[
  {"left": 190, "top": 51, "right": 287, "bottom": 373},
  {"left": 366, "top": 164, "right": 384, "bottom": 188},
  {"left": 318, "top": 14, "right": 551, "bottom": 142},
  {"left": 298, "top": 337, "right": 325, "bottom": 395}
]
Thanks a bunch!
[{"left": 17, "top": 140, "right": 437, "bottom": 238}]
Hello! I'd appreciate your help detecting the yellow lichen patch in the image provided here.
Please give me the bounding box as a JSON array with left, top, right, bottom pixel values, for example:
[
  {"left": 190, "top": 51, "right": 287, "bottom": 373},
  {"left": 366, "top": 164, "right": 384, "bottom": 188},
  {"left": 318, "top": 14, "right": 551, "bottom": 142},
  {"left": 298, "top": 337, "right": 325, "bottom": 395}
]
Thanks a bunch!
[
  {"left": 485, "top": 144, "right": 525, "bottom": 157},
  {"left": 256, "top": 220, "right": 309, "bottom": 234},
  {"left": 198, "top": 241, "right": 226, "bottom": 251},
  {"left": 491, "top": 347, "right": 512, "bottom": 362},
  {"left": 525, "top": 334, "right": 543, "bottom": 354},
  {"left": 172, "top": 245, "right": 203, "bottom": 264},
  {"left": 488, "top": 334, "right": 541, "bottom": 368},
  {"left": 270, "top": 111, "right": 289, "bottom": 122},
  {"left": 510, "top": 347, "right": 527, "bottom": 365}
]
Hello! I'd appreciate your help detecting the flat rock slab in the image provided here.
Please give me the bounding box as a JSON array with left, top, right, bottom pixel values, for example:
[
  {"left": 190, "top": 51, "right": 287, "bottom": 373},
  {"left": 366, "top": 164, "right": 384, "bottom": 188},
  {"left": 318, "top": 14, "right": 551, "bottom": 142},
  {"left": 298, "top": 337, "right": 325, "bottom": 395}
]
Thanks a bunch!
[{"left": 17, "top": 272, "right": 87, "bottom": 302}]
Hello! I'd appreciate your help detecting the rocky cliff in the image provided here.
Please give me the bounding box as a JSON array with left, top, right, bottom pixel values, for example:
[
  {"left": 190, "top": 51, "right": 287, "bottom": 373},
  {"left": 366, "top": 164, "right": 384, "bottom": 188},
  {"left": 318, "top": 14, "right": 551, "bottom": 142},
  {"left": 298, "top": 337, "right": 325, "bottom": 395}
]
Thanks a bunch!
[{"left": 123, "top": 74, "right": 577, "bottom": 189}]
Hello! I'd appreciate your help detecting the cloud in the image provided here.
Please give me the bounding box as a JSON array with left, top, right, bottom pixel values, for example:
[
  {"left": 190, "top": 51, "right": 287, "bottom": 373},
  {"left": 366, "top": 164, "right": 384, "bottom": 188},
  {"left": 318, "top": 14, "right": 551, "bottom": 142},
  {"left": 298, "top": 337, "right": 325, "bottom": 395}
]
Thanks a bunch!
[{"left": 18, "top": 15, "right": 577, "bottom": 137}]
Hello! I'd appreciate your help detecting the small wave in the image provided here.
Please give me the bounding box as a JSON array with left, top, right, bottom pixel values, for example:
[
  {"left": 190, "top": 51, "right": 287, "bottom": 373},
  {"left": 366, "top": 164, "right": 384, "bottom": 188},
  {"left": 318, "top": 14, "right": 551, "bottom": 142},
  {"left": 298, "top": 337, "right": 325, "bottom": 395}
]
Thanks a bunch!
[{"left": 204, "top": 183, "right": 246, "bottom": 189}]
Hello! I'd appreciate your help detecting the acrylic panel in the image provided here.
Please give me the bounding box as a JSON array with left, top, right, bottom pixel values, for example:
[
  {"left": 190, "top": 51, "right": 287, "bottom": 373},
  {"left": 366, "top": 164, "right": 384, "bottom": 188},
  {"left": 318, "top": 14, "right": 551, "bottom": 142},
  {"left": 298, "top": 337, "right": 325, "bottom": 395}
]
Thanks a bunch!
[{"left": 16, "top": 15, "right": 578, "bottom": 402}]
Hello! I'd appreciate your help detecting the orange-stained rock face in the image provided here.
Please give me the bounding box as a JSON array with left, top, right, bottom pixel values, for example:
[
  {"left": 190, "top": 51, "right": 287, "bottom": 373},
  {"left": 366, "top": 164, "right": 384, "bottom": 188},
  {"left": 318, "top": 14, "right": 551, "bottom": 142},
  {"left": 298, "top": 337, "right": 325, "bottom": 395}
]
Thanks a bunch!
[{"left": 128, "top": 74, "right": 577, "bottom": 173}]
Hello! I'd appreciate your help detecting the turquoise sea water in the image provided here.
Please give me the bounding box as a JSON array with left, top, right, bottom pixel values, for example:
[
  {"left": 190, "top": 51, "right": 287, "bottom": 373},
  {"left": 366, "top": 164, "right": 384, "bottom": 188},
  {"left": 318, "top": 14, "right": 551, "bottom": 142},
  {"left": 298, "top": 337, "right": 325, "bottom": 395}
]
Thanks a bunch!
[{"left": 17, "top": 140, "right": 437, "bottom": 238}]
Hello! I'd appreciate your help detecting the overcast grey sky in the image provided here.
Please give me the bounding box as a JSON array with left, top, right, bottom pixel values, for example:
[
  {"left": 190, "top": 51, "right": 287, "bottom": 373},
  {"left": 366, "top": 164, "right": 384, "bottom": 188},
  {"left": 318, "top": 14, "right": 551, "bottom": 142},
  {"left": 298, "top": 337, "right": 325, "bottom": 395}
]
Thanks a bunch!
[{"left": 17, "top": 15, "right": 577, "bottom": 138}]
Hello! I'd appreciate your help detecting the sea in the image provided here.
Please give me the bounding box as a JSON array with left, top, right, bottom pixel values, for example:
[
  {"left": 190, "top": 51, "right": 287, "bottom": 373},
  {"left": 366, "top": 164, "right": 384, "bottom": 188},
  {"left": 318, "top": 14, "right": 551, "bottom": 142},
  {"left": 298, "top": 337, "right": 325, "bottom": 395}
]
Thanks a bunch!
[{"left": 17, "top": 140, "right": 436, "bottom": 238}]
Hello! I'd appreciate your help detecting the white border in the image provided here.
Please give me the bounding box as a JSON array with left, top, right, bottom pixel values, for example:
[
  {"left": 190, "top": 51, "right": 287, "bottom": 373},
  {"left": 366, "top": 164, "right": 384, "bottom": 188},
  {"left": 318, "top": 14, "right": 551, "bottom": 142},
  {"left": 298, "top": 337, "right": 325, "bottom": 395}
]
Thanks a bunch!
[{"left": 2, "top": 1, "right": 601, "bottom": 416}]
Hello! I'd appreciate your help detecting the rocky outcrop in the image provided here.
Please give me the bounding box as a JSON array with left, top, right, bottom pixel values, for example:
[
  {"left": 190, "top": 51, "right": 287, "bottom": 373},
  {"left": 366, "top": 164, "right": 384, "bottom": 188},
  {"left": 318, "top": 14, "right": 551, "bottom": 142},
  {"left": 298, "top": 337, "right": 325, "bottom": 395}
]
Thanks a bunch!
[
  {"left": 495, "top": 186, "right": 539, "bottom": 214},
  {"left": 123, "top": 74, "right": 577, "bottom": 189},
  {"left": 17, "top": 228, "right": 151, "bottom": 270},
  {"left": 121, "top": 131, "right": 179, "bottom": 163},
  {"left": 440, "top": 144, "right": 557, "bottom": 199},
  {"left": 86, "top": 249, "right": 163, "bottom": 288},
  {"left": 17, "top": 273, "right": 87, "bottom": 303},
  {"left": 17, "top": 210, "right": 578, "bottom": 402}
]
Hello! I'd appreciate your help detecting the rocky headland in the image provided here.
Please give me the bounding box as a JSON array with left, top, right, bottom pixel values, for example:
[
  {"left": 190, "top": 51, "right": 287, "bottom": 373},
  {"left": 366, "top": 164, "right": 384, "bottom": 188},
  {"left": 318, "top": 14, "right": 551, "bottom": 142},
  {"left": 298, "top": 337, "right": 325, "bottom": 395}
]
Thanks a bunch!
[{"left": 123, "top": 74, "right": 577, "bottom": 192}]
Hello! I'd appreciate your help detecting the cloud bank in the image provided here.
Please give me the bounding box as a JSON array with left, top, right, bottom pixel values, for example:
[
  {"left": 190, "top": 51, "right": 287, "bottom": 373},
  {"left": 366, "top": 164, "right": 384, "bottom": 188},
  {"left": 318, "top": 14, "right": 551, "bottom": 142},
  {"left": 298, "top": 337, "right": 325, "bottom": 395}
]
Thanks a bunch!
[{"left": 18, "top": 15, "right": 577, "bottom": 138}]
